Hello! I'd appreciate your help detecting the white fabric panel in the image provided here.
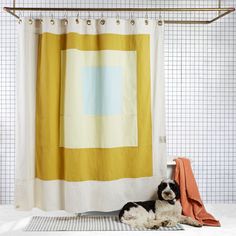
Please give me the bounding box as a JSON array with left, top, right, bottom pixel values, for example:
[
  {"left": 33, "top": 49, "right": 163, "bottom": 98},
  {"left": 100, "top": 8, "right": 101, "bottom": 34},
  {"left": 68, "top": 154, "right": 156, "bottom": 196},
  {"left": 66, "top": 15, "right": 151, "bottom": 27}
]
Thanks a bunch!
[
  {"left": 15, "top": 18, "right": 166, "bottom": 212},
  {"left": 15, "top": 21, "right": 38, "bottom": 210},
  {"left": 150, "top": 24, "right": 166, "bottom": 182},
  {"left": 35, "top": 177, "right": 161, "bottom": 212}
]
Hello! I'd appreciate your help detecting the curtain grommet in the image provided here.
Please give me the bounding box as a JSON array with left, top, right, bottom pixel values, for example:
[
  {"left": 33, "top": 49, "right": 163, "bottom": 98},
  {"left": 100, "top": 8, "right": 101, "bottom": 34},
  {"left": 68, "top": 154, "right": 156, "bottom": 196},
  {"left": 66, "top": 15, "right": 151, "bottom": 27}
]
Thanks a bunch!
[
  {"left": 28, "top": 19, "right": 33, "bottom": 25},
  {"left": 116, "top": 19, "right": 120, "bottom": 25},
  {"left": 100, "top": 19, "right": 105, "bottom": 25},
  {"left": 50, "top": 19, "right": 55, "bottom": 25},
  {"left": 130, "top": 19, "right": 135, "bottom": 25},
  {"left": 75, "top": 18, "right": 79, "bottom": 24},
  {"left": 145, "top": 19, "right": 148, "bottom": 25},
  {"left": 64, "top": 19, "right": 68, "bottom": 26},
  {"left": 18, "top": 18, "right": 22, "bottom": 24},
  {"left": 40, "top": 19, "right": 43, "bottom": 24},
  {"left": 87, "top": 19, "right": 91, "bottom": 25}
]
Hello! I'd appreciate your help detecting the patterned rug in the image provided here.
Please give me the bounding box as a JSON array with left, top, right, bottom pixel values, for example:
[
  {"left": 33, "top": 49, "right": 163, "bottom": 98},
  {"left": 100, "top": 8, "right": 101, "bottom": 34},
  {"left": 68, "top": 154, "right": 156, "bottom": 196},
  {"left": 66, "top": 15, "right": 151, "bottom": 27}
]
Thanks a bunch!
[{"left": 24, "top": 216, "right": 184, "bottom": 231}]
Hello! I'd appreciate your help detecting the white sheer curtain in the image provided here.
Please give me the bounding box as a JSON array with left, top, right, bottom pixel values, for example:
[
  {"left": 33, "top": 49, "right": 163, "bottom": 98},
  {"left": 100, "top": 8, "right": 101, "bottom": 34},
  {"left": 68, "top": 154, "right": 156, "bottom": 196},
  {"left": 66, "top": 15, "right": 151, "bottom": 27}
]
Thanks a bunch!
[{"left": 15, "top": 17, "right": 166, "bottom": 212}]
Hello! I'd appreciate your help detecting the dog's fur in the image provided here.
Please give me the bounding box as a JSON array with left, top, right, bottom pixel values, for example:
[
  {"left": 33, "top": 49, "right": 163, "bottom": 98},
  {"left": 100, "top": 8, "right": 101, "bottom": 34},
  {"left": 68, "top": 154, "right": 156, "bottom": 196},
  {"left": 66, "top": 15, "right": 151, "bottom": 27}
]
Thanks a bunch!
[{"left": 119, "top": 179, "right": 202, "bottom": 229}]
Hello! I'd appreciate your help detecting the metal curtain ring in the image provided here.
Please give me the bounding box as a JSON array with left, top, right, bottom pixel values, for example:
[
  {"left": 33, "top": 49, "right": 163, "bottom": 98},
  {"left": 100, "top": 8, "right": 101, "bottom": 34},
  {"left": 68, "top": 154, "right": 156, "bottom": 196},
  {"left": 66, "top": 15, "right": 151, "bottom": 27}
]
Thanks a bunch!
[
  {"left": 39, "top": 13, "right": 43, "bottom": 24},
  {"left": 116, "top": 13, "right": 120, "bottom": 25},
  {"left": 18, "top": 12, "right": 22, "bottom": 24},
  {"left": 63, "top": 11, "right": 68, "bottom": 26},
  {"left": 158, "top": 13, "right": 163, "bottom": 25},
  {"left": 145, "top": 12, "right": 148, "bottom": 25},
  {"left": 76, "top": 13, "right": 79, "bottom": 24},
  {"left": 130, "top": 12, "right": 135, "bottom": 25},
  {"left": 50, "top": 14, "right": 55, "bottom": 25},
  {"left": 28, "top": 13, "right": 33, "bottom": 24}
]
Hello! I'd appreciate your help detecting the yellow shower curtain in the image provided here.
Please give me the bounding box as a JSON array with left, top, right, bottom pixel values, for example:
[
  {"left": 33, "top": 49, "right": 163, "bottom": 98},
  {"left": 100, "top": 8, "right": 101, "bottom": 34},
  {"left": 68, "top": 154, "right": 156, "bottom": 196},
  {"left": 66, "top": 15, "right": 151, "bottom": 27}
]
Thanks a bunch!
[{"left": 15, "top": 17, "right": 166, "bottom": 212}]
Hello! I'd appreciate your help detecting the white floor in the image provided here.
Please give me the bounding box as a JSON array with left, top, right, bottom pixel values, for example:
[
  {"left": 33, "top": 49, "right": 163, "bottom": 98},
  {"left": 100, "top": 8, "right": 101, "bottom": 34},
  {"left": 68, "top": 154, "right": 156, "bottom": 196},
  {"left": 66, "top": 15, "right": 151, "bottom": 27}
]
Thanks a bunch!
[{"left": 0, "top": 204, "right": 236, "bottom": 236}]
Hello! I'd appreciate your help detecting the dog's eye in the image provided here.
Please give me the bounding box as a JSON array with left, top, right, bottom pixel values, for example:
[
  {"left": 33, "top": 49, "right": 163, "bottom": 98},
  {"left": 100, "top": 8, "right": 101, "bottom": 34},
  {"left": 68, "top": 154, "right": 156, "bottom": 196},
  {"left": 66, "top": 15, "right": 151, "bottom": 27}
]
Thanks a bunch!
[
  {"left": 161, "top": 183, "right": 167, "bottom": 188},
  {"left": 169, "top": 183, "right": 176, "bottom": 189}
]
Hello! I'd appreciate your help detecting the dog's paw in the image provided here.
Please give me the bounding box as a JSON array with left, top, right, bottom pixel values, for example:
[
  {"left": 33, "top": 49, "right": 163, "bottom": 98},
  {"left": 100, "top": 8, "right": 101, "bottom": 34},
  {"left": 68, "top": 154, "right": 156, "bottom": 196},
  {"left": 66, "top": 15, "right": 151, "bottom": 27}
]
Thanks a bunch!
[
  {"left": 161, "top": 220, "right": 177, "bottom": 227},
  {"left": 161, "top": 220, "right": 169, "bottom": 227},
  {"left": 144, "top": 220, "right": 159, "bottom": 229},
  {"left": 192, "top": 220, "right": 202, "bottom": 227},
  {"left": 185, "top": 217, "right": 202, "bottom": 227},
  {"left": 151, "top": 225, "right": 160, "bottom": 230}
]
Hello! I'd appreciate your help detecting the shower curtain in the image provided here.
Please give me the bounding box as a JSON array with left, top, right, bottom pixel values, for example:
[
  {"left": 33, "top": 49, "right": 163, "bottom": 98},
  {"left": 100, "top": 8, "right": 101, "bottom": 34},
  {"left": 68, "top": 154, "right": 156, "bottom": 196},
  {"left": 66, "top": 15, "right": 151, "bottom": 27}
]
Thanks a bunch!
[{"left": 15, "top": 17, "right": 166, "bottom": 212}]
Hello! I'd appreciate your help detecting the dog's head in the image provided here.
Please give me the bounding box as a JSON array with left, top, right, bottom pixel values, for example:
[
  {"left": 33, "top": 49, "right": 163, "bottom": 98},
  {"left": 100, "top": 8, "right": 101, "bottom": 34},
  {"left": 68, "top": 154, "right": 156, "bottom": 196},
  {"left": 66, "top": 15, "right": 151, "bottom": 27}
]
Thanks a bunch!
[{"left": 157, "top": 179, "right": 180, "bottom": 204}]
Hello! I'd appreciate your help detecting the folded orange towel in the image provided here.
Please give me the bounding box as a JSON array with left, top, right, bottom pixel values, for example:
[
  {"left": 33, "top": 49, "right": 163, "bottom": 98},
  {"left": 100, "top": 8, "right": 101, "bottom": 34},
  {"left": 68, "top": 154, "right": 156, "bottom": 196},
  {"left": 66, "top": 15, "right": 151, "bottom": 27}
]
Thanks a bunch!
[{"left": 174, "top": 157, "right": 220, "bottom": 227}]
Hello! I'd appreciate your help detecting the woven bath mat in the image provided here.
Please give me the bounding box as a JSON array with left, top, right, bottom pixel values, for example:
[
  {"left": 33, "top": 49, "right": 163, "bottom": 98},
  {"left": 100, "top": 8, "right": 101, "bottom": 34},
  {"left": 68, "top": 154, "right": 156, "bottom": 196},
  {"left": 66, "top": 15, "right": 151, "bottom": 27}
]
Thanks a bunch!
[{"left": 24, "top": 216, "right": 184, "bottom": 231}]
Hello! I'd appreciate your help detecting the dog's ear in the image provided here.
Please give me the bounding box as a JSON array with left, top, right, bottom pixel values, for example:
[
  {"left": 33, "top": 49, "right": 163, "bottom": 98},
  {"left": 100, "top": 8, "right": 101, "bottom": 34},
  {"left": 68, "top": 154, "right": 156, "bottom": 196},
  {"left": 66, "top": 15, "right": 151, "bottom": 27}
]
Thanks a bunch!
[
  {"left": 173, "top": 180, "right": 180, "bottom": 200},
  {"left": 157, "top": 182, "right": 165, "bottom": 200}
]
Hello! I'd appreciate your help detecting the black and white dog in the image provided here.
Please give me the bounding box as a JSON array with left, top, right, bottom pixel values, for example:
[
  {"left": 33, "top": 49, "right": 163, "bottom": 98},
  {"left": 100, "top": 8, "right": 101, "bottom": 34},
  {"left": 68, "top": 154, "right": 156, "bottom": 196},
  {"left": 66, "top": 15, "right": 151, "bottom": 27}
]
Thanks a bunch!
[{"left": 119, "top": 179, "right": 202, "bottom": 229}]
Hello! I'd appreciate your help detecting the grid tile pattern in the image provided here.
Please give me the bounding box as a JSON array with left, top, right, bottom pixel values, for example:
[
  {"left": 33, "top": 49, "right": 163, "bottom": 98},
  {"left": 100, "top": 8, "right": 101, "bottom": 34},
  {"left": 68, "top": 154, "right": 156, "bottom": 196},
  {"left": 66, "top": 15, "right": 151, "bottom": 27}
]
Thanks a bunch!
[{"left": 0, "top": 0, "right": 235, "bottom": 204}]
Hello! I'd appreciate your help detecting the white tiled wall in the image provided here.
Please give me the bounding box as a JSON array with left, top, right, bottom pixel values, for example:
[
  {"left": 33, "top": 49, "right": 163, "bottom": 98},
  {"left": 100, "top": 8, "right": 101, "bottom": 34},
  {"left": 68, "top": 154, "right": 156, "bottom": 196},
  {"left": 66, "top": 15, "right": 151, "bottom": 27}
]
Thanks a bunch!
[{"left": 0, "top": 0, "right": 235, "bottom": 204}]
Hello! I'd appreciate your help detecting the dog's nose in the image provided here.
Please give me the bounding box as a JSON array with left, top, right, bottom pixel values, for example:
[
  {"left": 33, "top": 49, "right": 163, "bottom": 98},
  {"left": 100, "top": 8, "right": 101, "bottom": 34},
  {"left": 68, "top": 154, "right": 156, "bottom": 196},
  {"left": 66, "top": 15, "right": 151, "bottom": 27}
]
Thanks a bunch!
[{"left": 164, "top": 191, "right": 171, "bottom": 196}]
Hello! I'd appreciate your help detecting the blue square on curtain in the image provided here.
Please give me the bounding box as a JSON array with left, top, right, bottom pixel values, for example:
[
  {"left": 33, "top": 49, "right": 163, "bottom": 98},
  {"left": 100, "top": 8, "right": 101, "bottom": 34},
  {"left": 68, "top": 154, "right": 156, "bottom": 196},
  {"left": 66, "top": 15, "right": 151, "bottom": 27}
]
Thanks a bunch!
[{"left": 82, "top": 67, "right": 123, "bottom": 115}]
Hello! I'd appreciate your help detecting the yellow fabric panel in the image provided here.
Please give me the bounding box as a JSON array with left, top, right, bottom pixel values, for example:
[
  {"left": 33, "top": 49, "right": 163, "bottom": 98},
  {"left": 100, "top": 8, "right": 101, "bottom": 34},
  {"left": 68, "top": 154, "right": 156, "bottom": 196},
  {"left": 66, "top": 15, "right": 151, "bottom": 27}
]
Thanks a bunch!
[{"left": 36, "top": 33, "right": 152, "bottom": 181}]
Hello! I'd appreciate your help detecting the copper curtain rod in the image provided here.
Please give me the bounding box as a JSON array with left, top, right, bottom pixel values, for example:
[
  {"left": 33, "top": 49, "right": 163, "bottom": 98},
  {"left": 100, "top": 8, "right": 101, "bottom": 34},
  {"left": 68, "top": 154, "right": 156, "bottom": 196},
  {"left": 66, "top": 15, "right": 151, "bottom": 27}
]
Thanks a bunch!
[{"left": 3, "top": 6, "right": 235, "bottom": 24}]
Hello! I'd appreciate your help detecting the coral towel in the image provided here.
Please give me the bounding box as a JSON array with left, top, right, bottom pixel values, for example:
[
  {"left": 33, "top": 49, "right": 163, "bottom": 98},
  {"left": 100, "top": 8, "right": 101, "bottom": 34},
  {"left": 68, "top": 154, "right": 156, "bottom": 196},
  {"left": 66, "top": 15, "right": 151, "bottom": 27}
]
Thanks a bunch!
[{"left": 174, "top": 158, "right": 220, "bottom": 227}]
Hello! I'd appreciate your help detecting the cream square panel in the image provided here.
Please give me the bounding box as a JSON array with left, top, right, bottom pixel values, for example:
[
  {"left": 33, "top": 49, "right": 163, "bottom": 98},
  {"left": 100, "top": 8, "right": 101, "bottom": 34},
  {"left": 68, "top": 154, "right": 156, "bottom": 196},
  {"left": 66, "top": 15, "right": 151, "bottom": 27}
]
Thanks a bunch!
[{"left": 60, "top": 49, "right": 137, "bottom": 148}]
